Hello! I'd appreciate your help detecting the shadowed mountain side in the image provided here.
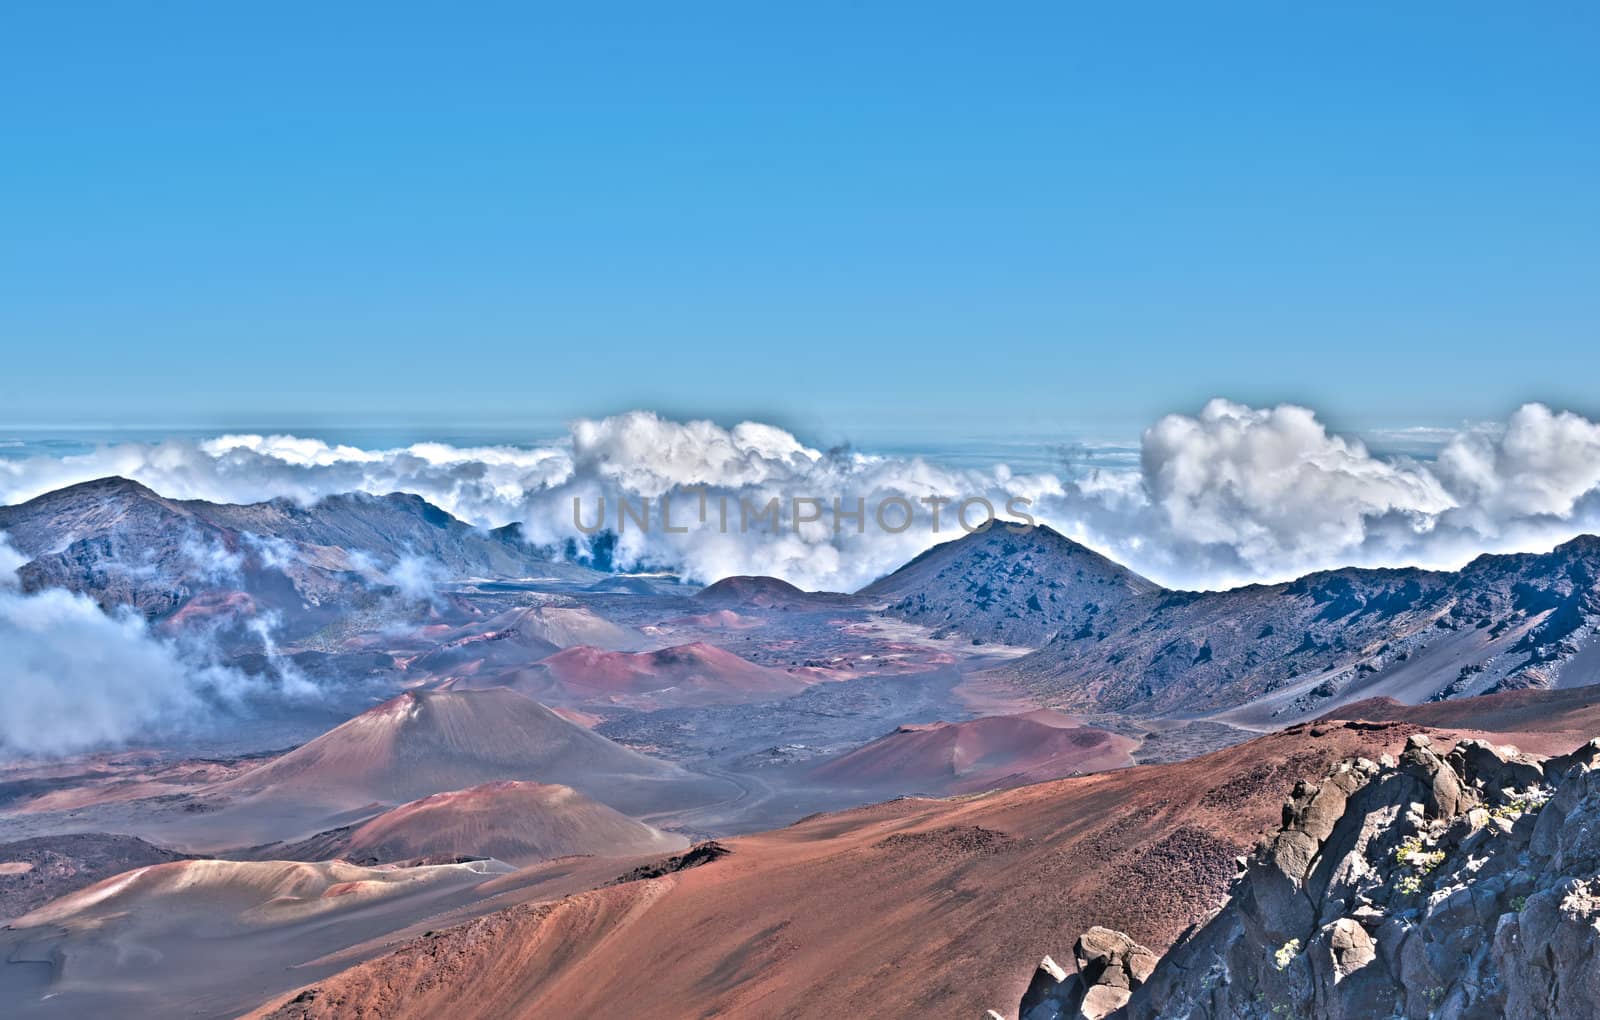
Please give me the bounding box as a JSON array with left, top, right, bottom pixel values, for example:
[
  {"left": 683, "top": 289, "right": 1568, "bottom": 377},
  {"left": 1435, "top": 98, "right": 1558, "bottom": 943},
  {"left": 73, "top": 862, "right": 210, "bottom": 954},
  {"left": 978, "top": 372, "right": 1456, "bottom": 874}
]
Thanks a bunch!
[{"left": 1021, "top": 733, "right": 1600, "bottom": 1019}]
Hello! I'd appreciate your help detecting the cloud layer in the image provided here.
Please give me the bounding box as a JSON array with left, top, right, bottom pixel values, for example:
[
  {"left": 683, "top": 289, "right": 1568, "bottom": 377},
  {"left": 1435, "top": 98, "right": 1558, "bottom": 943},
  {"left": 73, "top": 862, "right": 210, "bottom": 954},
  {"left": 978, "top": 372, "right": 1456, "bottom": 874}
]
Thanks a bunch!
[
  {"left": 5, "top": 401, "right": 1600, "bottom": 592},
  {"left": 0, "top": 537, "right": 291, "bottom": 757}
]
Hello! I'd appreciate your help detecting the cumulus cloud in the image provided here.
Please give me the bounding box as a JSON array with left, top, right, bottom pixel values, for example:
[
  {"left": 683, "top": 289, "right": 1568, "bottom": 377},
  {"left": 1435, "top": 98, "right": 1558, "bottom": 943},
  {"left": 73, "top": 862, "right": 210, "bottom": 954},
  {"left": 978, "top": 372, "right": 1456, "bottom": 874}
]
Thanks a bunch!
[
  {"left": 0, "top": 539, "right": 225, "bottom": 756},
  {"left": 4, "top": 403, "right": 1600, "bottom": 591},
  {"left": 0, "top": 535, "right": 317, "bottom": 758},
  {"left": 1435, "top": 404, "right": 1600, "bottom": 523}
]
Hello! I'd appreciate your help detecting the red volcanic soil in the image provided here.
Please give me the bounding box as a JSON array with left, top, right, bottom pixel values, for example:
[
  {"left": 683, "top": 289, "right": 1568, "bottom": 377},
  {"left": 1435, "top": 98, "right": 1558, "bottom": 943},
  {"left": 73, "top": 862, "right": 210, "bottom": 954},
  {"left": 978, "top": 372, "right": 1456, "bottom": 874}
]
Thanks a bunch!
[
  {"left": 214, "top": 689, "right": 693, "bottom": 817},
  {"left": 809, "top": 711, "right": 1139, "bottom": 795},
  {"left": 498, "top": 643, "right": 810, "bottom": 707},
  {"left": 663, "top": 608, "right": 765, "bottom": 630},
  {"left": 255, "top": 720, "right": 1451, "bottom": 1020},
  {"left": 327, "top": 782, "right": 685, "bottom": 867}
]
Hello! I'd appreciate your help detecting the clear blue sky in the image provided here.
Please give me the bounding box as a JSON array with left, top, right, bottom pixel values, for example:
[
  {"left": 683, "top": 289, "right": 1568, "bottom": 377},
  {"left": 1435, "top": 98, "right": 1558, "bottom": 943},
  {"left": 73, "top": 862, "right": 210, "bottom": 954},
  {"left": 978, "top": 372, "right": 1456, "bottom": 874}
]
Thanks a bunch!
[{"left": 2, "top": 2, "right": 1596, "bottom": 438}]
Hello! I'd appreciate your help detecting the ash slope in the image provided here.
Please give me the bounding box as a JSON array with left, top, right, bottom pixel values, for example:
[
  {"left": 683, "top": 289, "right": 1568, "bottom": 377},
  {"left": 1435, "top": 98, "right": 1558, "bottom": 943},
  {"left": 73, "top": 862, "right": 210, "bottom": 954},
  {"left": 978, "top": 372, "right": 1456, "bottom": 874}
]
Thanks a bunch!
[
  {"left": 210, "top": 688, "right": 719, "bottom": 832},
  {"left": 294, "top": 781, "right": 685, "bottom": 867},
  {"left": 807, "top": 711, "right": 1138, "bottom": 796},
  {"left": 0, "top": 833, "right": 193, "bottom": 923}
]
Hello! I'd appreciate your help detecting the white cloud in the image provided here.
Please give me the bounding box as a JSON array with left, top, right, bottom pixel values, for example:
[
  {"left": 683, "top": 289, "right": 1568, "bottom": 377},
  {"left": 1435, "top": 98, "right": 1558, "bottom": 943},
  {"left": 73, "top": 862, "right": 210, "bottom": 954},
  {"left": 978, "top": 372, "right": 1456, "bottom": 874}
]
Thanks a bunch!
[
  {"left": 3, "top": 403, "right": 1600, "bottom": 592},
  {"left": 0, "top": 536, "right": 271, "bottom": 757},
  {"left": 1434, "top": 403, "right": 1600, "bottom": 524}
]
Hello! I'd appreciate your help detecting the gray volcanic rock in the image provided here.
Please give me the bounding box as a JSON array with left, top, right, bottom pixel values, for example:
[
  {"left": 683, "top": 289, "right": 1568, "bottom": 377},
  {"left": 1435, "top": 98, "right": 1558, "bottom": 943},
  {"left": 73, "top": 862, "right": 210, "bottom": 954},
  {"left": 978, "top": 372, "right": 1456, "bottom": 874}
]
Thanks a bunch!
[
  {"left": 1011, "top": 732, "right": 1600, "bottom": 1020},
  {"left": 860, "top": 525, "right": 1161, "bottom": 647},
  {"left": 0, "top": 477, "right": 594, "bottom": 622},
  {"left": 0, "top": 833, "right": 193, "bottom": 922},
  {"left": 994, "top": 535, "right": 1600, "bottom": 717}
]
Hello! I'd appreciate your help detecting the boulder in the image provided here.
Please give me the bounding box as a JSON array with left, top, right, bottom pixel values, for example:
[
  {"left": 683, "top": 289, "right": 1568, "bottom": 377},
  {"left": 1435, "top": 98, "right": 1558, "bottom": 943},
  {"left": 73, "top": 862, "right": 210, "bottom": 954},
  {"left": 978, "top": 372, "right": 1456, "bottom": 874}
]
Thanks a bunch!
[{"left": 1027, "top": 735, "right": 1600, "bottom": 1020}]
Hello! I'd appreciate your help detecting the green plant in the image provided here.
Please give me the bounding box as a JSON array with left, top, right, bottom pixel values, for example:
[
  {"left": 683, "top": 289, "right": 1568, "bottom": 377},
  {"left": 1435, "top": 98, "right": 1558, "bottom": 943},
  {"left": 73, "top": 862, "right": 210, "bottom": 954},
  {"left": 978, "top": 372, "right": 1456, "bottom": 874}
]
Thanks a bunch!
[
  {"left": 1273, "top": 938, "right": 1301, "bottom": 971},
  {"left": 1492, "top": 789, "right": 1552, "bottom": 820}
]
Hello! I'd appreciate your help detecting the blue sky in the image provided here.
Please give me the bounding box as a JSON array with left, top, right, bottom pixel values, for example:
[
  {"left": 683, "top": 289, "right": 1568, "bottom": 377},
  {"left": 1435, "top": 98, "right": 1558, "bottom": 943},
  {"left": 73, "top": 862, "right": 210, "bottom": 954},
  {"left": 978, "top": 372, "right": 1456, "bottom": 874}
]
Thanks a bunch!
[{"left": 2, "top": 2, "right": 1596, "bottom": 439}]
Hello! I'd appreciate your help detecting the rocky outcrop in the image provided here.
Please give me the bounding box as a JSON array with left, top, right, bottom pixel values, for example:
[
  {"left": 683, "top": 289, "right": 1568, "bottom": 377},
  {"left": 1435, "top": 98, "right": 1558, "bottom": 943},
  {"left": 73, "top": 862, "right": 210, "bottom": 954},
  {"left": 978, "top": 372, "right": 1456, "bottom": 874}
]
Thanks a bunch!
[
  {"left": 1010, "top": 733, "right": 1600, "bottom": 1019},
  {"left": 1019, "top": 928, "right": 1158, "bottom": 1020}
]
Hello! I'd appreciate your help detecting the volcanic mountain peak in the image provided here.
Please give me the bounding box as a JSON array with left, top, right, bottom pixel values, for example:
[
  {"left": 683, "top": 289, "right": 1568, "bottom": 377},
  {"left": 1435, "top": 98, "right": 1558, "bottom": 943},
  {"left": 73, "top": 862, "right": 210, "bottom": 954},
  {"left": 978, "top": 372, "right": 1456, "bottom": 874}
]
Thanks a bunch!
[
  {"left": 694, "top": 574, "right": 811, "bottom": 607},
  {"left": 809, "top": 710, "right": 1138, "bottom": 795},
  {"left": 0, "top": 475, "right": 199, "bottom": 550},
  {"left": 333, "top": 780, "right": 686, "bottom": 867},
  {"left": 640, "top": 641, "right": 752, "bottom": 666},
  {"left": 503, "top": 604, "right": 645, "bottom": 650},
  {"left": 216, "top": 687, "right": 682, "bottom": 814},
  {"left": 516, "top": 641, "right": 807, "bottom": 707},
  {"left": 861, "top": 524, "right": 1162, "bottom": 647}
]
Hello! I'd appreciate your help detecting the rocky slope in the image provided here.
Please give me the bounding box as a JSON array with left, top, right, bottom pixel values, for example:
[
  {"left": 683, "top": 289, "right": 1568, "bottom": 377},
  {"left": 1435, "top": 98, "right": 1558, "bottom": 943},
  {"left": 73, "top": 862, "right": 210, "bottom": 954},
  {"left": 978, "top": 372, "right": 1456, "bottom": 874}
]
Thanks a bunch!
[
  {"left": 860, "top": 525, "right": 1161, "bottom": 647},
  {"left": 1015, "top": 732, "right": 1600, "bottom": 1019},
  {"left": 995, "top": 535, "right": 1600, "bottom": 719}
]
